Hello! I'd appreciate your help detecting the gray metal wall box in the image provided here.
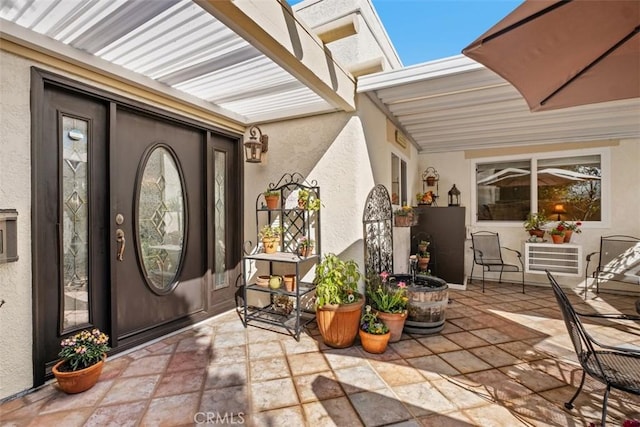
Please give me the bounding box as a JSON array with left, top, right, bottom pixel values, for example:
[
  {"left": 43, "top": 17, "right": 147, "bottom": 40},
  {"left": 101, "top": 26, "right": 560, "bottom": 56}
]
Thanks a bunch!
[{"left": 0, "top": 209, "right": 18, "bottom": 263}]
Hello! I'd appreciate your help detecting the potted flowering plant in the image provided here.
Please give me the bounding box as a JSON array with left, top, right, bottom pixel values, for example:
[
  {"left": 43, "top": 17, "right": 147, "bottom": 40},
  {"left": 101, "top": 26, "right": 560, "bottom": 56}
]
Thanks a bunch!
[
  {"left": 52, "top": 328, "right": 110, "bottom": 394},
  {"left": 359, "top": 305, "right": 390, "bottom": 354},
  {"left": 393, "top": 205, "right": 415, "bottom": 227},
  {"left": 550, "top": 223, "right": 566, "bottom": 244},
  {"left": 560, "top": 220, "right": 582, "bottom": 242},
  {"left": 314, "top": 253, "right": 363, "bottom": 348},
  {"left": 366, "top": 272, "right": 408, "bottom": 342}
]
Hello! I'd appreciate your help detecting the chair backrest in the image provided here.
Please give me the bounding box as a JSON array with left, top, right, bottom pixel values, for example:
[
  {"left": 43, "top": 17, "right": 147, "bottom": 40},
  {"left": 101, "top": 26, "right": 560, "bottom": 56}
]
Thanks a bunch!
[
  {"left": 471, "top": 231, "right": 504, "bottom": 264},
  {"left": 546, "top": 271, "right": 605, "bottom": 376},
  {"left": 599, "top": 235, "right": 640, "bottom": 270}
]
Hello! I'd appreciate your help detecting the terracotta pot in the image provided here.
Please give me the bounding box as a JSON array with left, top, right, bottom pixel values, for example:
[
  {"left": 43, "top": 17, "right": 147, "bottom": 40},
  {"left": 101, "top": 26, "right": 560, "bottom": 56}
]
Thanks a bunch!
[
  {"left": 359, "top": 329, "right": 391, "bottom": 354},
  {"left": 394, "top": 215, "right": 412, "bottom": 227},
  {"left": 564, "top": 230, "right": 573, "bottom": 243},
  {"left": 52, "top": 356, "right": 105, "bottom": 394},
  {"left": 316, "top": 297, "right": 364, "bottom": 348},
  {"left": 551, "top": 234, "right": 565, "bottom": 244},
  {"left": 298, "top": 247, "right": 313, "bottom": 257},
  {"left": 265, "top": 195, "right": 279, "bottom": 210},
  {"left": 373, "top": 310, "right": 407, "bottom": 343},
  {"left": 529, "top": 229, "right": 545, "bottom": 238},
  {"left": 418, "top": 244, "right": 428, "bottom": 253},
  {"left": 255, "top": 275, "right": 270, "bottom": 287},
  {"left": 297, "top": 199, "right": 307, "bottom": 209},
  {"left": 262, "top": 237, "right": 279, "bottom": 254},
  {"left": 418, "top": 257, "right": 430, "bottom": 271},
  {"left": 284, "top": 274, "right": 296, "bottom": 292}
]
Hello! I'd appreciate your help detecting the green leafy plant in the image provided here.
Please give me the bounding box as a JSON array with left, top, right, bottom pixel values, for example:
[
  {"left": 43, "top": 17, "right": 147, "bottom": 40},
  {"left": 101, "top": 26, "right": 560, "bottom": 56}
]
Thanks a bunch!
[
  {"left": 561, "top": 220, "right": 582, "bottom": 233},
  {"left": 366, "top": 272, "right": 408, "bottom": 314},
  {"left": 298, "top": 188, "right": 322, "bottom": 211},
  {"left": 263, "top": 189, "right": 279, "bottom": 197},
  {"left": 314, "top": 253, "right": 361, "bottom": 307},
  {"left": 360, "top": 305, "right": 389, "bottom": 335},
  {"left": 524, "top": 211, "right": 548, "bottom": 231},
  {"left": 58, "top": 328, "right": 110, "bottom": 371},
  {"left": 258, "top": 225, "right": 281, "bottom": 239}
]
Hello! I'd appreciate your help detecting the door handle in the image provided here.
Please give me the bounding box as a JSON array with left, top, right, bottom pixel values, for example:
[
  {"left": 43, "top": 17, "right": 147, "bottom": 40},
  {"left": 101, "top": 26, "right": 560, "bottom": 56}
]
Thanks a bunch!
[{"left": 116, "top": 229, "right": 126, "bottom": 261}]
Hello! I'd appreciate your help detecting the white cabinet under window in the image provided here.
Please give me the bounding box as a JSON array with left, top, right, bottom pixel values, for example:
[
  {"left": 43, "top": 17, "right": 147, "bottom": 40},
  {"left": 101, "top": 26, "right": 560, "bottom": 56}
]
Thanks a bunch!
[{"left": 525, "top": 242, "right": 582, "bottom": 276}]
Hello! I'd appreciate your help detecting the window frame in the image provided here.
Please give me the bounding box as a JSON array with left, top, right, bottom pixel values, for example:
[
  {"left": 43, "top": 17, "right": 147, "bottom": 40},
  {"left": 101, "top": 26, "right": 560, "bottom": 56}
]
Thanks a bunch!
[
  {"left": 470, "top": 147, "right": 610, "bottom": 228},
  {"left": 391, "top": 152, "right": 408, "bottom": 207}
]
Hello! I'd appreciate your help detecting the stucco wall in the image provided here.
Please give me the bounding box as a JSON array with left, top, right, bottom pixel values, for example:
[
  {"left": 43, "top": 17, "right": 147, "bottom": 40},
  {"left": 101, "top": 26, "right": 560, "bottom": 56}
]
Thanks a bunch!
[
  {"left": 419, "top": 139, "right": 640, "bottom": 290},
  {"left": 243, "top": 94, "right": 419, "bottom": 287},
  {"left": 0, "top": 51, "right": 34, "bottom": 399}
]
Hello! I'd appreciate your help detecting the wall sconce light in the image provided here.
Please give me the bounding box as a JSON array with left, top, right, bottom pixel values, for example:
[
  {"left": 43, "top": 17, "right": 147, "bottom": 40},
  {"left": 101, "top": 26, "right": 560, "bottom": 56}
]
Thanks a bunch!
[
  {"left": 244, "top": 125, "right": 269, "bottom": 163},
  {"left": 448, "top": 184, "right": 460, "bottom": 206},
  {"left": 552, "top": 203, "right": 567, "bottom": 220}
]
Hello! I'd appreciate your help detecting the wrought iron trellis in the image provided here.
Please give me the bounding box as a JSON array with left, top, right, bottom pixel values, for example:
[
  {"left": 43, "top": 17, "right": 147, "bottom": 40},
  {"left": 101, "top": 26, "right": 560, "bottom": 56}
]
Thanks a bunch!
[
  {"left": 362, "top": 184, "right": 393, "bottom": 277},
  {"left": 255, "top": 172, "right": 321, "bottom": 257}
]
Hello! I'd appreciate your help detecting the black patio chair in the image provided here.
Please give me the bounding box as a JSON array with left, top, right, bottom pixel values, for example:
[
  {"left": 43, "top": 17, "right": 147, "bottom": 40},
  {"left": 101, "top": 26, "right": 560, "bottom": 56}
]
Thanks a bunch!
[
  {"left": 546, "top": 271, "right": 640, "bottom": 426},
  {"left": 470, "top": 231, "right": 524, "bottom": 293},
  {"left": 585, "top": 235, "right": 640, "bottom": 296}
]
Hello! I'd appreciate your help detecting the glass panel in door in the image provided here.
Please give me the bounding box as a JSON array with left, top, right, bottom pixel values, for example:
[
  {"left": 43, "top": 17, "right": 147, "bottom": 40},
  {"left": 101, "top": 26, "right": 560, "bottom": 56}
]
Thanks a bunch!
[{"left": 61, "top": 116, "right": 89, "bottom": 331}]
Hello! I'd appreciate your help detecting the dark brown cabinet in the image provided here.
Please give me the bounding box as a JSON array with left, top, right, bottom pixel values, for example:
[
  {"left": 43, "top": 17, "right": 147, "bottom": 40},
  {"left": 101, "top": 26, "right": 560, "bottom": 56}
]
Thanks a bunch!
[{"left": 411, "top": 206, "right": 466, "bottom": 285}]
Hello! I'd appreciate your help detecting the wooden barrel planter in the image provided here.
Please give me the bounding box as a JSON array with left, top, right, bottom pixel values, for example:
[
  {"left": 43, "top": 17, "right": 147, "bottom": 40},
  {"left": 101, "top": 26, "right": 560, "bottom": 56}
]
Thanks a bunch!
[{"left": 392, "top": 274, "right": 449, "bottom": 335}]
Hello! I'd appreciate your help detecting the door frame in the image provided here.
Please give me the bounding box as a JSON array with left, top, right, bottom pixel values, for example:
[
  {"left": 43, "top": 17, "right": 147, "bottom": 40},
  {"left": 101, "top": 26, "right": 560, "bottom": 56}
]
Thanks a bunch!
[{"left": 30, "top": 68, "right": 244, "bottom": 386}]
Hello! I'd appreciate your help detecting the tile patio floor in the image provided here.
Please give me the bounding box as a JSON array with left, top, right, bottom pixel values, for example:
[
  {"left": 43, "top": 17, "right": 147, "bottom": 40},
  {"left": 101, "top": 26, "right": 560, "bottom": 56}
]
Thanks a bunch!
[{"left": 2, "top": 281, "right": 640, "bottom": 426}]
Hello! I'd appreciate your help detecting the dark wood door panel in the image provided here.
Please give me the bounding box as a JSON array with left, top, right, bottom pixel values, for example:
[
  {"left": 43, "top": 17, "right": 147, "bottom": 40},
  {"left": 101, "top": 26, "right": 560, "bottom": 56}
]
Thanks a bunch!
[{"left": 113, "top": 108, "right": 206, "bottom": 339}]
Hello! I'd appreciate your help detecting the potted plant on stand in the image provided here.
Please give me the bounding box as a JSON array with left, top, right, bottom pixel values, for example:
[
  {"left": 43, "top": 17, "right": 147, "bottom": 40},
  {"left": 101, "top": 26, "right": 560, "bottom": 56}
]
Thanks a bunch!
[
  {"left": 393, "top": 205, "right": 414, "bottom": 227},
  {"left": 259, "top": 225, "right": 281, "bottom": 254},
  {"left": 416, "top": 241, "right": 430, "bottom": 272},
  {"left": 297, "top": 236, "right": 315, "bottom": 257},
  {"left": 359, "top": 305, "right": 391, "bottom": 354},
  {"left": 524, "top": 211, "right": 548, "bottom": 238},
  {"left": 314, "top": 253, "right": 363, "bottom": 348},
  {"left": 365, "top": 272, "right": 408, "bottom": 342},
  {"left": 52, "top": 328, "right": 110, "bottom": 394},
  {"left": 263, "top": 189, "right": 280, "bottom": 210},
  {"left": 297, "top": 188, "right": 321, "bottom": 211}
]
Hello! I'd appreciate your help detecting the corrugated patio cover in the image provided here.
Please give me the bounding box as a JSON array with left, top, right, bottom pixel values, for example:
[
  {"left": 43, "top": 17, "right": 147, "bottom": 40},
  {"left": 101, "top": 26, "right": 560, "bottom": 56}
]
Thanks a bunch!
[{"left": 462, "top": 0, "right": 640, "bottom": 111}]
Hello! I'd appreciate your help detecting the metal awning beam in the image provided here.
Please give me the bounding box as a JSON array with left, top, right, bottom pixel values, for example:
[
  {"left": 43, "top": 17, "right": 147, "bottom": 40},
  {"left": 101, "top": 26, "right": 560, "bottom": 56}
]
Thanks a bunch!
[{"left": 196, "top": 0, "right": 356, "bottom": 114}]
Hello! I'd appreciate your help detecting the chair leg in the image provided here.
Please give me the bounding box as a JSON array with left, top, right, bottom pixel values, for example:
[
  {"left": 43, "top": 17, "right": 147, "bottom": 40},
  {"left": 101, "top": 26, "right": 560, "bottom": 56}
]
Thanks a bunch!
[
  {"left": 601, "top": 385, "right": 611, "bottom": 427},
  {"left": 470, "top": 264, "right": 475, "bottom": 285},
  {"left": 498, "top": 268, "right": 504, "bottom": 283},
  {"left": 565, "top": 370, "right": 585, "bottom": 410}
]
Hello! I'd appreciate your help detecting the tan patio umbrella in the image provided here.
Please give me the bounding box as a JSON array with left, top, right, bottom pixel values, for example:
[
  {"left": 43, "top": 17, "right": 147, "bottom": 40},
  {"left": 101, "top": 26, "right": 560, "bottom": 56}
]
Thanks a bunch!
[{"left": 462, "top": 0, "right": 640, "bottom": 112}]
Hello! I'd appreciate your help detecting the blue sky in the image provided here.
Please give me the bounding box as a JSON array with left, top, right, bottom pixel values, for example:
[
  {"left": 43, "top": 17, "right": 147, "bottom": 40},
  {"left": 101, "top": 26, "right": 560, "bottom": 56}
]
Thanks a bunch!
[{"left": 291, "top": 0, "right": 522, "bottom": 66}]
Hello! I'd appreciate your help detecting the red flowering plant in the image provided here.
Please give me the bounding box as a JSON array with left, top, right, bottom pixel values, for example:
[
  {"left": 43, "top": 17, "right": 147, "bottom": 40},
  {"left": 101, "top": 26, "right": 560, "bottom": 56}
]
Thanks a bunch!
[
  {"left": 365, "top": 271, "right": 409, "bottom": 314},
  {"left": 550, "top": 224, "right": 566, "bottom": 236},
  {"left": 58, "top": 328, "right": 110, "bottom": 372}
]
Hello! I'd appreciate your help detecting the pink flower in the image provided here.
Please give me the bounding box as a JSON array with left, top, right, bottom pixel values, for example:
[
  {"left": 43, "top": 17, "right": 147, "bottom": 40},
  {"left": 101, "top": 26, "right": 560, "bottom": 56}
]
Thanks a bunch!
[
  {"left": 380, "top": 272, "right": 389, "bottom": 282},
  {"left": 397, "top": 281, "right": 407, "bottom": 288}
]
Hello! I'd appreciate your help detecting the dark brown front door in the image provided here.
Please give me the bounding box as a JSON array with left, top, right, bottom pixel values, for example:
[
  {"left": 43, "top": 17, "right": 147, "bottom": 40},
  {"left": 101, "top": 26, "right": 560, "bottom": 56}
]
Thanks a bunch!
[
  {"left": 32, "top": 70, "right": 242, "bottom": 386},
  {"left": 111, "top": 107, "right": 206, "bottom": 345}
]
